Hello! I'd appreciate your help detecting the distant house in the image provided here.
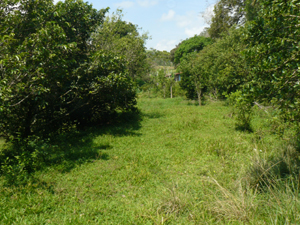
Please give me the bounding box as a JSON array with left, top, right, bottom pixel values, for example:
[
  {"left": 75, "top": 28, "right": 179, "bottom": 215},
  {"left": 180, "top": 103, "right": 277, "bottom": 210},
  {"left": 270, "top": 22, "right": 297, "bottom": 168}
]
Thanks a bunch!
[
  {"left": 166, "top": 72, "right": 181, "bottom": 82},
  {"left": 174, "top": 73, "right": 181, "bottom": 82}
]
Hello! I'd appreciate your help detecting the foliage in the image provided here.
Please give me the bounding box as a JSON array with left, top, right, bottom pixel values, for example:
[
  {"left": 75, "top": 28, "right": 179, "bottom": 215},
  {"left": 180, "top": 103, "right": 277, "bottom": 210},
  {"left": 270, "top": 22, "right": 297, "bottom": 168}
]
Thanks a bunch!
[
  {"left": 0, "top": 137, "right": 47, "bottom": 185},
  {"left": 173, "top": 35, "right": 213, "bottom": 65},
  {"left": 0, "top": 1, "right": 137, "bottom": 141},
  {"left": 178, "top": 53, "right": 209, "bottom": 105},
  {"left": 242, "top": 0, "right": 300, "bottom": 124},
  {"left": 228, "top": 91, "right": 253, "bottom": 131},
  {"left": 142, "top": 49, "right": 173, "bottom": 89},
  {"left": 91, "top": 9, "right": 149, "bottom": 80},
  {"left": 177, "top": 27, "right": 247, "bottom": 102},
  {"left": 146, "top": 48, "right": 172, "bottom": 68},
  {"left": 177, "top": 67, "right": 197, "bottom": 100},
  {"left": 167, "top": 72, "right": 176, "bottom": 99},
  {"left": 170, "top": 45, "right": 178, "bottom": 64},
  {"left": 208, "top": 0, "right": 261, "bottom": 38},
  {"left": 157, "top": 69, "right": 168, "bottom": 98},
  {"left": 203, "top": 27, "right": 248, "bottom": 98},
  {"left": 140, "top": 70, "right": 185, "bottom": 99}
]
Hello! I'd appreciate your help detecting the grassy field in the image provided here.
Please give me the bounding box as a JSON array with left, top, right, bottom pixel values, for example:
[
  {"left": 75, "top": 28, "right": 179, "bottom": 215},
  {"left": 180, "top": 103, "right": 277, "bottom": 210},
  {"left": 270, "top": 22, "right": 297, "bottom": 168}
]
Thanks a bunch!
[{"left": 0, "top": 97, "right": 299, "bottom": 224}]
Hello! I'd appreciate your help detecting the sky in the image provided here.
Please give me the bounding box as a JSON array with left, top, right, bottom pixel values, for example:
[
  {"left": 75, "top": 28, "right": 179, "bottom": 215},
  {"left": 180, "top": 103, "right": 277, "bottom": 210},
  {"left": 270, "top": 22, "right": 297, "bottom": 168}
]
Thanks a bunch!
[{"left": 54, "top": 0, "right": 217, "bottom": 52}]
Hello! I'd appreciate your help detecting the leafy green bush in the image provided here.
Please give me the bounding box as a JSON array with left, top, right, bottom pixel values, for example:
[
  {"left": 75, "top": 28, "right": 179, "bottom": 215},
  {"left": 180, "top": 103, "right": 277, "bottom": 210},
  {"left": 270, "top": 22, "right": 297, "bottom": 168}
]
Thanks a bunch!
[
  {"left": 228, "top": 91, "right": 253, "bottom": 131},
  {"left": 0, "top": 0, "right": 137, "bottom": 141},
  {"left": 0, "top": 137, "right": 49, "bottom": 185},
  {"left": 243, "top": 0, "right": 300, "bottom": 124}
]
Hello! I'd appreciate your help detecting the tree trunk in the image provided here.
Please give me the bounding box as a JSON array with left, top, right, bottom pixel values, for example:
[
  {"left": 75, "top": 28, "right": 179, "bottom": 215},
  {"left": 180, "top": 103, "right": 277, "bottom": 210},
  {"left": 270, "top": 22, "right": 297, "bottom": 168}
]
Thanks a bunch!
[
  {"left": 195, "top": 81, "right": 202, "bottom": 106},
  {"left": 170, "top": 84, "right": 173, "bottom": 99},
  {"left": 163, "top": 85, "right": 166, "bottom": 99},
  {"left": 197, "top": 89, "right": 202, "bottom": 106}
]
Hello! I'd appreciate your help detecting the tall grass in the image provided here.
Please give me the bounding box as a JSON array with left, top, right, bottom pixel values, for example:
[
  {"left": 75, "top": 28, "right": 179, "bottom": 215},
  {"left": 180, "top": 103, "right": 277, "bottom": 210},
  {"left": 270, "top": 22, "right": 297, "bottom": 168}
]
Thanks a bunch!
[{"left": 0, "top": 96, "right": 299, "bottom": 224}]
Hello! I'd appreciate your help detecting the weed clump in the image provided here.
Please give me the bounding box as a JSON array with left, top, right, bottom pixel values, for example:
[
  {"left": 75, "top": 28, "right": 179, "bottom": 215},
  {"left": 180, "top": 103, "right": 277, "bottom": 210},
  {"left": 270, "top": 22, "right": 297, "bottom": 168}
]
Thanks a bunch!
[
  {"left": 246, "top": 144, "right": 300, "bottom": 192},
  {"left": 206, "top": 141, "right": 300, "bottom": 224}
]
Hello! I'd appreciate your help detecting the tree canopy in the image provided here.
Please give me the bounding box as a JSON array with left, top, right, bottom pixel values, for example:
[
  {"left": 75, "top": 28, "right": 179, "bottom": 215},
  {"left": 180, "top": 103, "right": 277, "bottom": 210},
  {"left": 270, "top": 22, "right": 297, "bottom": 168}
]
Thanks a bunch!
[
  {"left": 242, "top": 0, "right": 300, "bottom": 122},
  {"left": 208, "top": 0, "right": 260, "bottom": 38},
  {"left": 0, "top": 0, "right": 137, "bottom": 140},
  {"left": 172, "top": 35, "right": 213, "bottom": 65},
  {"left": 91, "top": 10, "right": 149, "bottom": 80}
]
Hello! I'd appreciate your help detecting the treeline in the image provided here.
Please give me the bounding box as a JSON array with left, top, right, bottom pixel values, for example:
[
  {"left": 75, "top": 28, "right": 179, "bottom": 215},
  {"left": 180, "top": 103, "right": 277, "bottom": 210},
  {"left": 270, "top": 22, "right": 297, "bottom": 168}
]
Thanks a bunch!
[
  {"left": 0, "top": 1, "right": 149, "bottom": 141},
  {"left": 140, "top": 48, "right": 185, "bottom": 99},
  {"left": 170, "top": 0, "right": 300, "bottom": 129}
]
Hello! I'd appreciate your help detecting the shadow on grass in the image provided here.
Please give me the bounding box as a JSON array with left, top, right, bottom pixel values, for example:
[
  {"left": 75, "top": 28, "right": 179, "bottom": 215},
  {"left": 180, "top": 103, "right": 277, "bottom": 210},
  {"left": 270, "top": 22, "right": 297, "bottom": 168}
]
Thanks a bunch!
[
  {"left": 45, "top": 111, "right": 143, "bottom": 172},
  {"left": 0, "top": 111, "right": 143, "bottom": 186},
  {"left": 235, "top": 126, "right": 253, "bottom": 133}
]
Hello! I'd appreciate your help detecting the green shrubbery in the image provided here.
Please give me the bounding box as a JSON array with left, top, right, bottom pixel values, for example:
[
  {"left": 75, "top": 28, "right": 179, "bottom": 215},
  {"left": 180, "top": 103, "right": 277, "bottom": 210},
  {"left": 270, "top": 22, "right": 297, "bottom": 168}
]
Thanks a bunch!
[
  {"left": 0, "top": 0, "right": 148, "bottom": 178},
  {"left": 0, "top": 0, "right": 141, "bottom": 141},
  {"left": 169, "top": 0, "right": 300, "bottom": 134},
  {"left": 227, "top": 91, "right": 253, "bottom": 131}
]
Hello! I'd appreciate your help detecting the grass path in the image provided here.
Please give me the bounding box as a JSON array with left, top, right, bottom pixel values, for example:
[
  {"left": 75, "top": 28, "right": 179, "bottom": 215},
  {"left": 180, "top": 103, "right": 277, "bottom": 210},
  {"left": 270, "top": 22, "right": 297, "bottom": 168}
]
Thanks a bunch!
[{"left": 0, "top": 97, "right": 293, "bottom": 224}]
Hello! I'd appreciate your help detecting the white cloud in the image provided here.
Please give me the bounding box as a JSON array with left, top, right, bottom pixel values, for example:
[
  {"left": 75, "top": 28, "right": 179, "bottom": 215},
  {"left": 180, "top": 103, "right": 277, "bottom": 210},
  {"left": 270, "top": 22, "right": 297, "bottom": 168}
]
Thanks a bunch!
[
  {"left": 160, "top": 10, "right": 209, "bottom": 37},
  {"left": 161, "top": 10, "right": 175, "bottom": 21},
  {"left": 155, "top": 39, "right": 178, "bottom": 51},
  {"left": 185, "top": 26, "right": 206, "bottom": 37},
  {"left": 176, "top": 16, "right": 193, "bottom": 28},
  {"left": 114, "top": 1, "right": 135, "bottom": 8},
  {"left": 137, "top": 0, "right": 159, "bottom": 7}
]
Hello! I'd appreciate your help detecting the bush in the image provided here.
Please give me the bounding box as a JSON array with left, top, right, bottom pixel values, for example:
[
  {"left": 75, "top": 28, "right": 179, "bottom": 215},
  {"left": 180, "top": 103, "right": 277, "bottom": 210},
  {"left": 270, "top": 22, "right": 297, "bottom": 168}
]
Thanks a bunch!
[
  {"left": 228, "top": 91, "right": 253, "bottom": 132},
  {"left": 0, "top": 0, "right": 136, "bottom": 141},
  {"left": 0, "top": 137, "right": 49, "bottom": 185}
]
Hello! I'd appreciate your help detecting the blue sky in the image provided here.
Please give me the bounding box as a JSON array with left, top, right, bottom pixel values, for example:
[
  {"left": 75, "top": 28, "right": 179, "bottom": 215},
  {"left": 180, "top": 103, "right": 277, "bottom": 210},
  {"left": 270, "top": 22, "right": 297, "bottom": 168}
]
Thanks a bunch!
[{"left": 54, "top": 0, "right": 217, "bottom": 51}]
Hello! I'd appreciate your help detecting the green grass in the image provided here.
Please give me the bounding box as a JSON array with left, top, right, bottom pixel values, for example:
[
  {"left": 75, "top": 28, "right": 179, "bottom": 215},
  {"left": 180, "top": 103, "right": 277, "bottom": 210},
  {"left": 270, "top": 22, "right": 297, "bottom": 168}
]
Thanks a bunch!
[{"left": 0, "top": 97, "right": 299, "bottom": 224}]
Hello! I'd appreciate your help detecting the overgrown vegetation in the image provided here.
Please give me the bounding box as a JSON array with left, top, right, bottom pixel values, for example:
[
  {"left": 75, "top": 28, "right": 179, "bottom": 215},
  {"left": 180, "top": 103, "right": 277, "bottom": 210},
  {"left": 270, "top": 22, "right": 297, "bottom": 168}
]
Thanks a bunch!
[
  {"left": 0, "top": 1, "right": 141, "bottom": 142},
  {"left": 1, "top": 0, "right": 300, "bottom": 223},
  {"left": 0, "top": 0, "right": 150, "bottom": 176},
  {"left": 168, "top": 0, "right": 299, "bottom": 131}
]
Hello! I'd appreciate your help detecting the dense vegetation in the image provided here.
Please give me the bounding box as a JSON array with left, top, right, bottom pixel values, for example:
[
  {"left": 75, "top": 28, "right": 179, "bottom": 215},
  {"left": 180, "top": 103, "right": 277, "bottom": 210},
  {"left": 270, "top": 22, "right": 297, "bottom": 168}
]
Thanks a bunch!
[
  {"left": 0, "top": 0, "right": 150, "bottom": 177},
  {"left": 0, "top": 0, "right": 300, "bottom": 223},
  {"left": 171, "top": 0, "right": 300, "bottom": 129},
  {"left": 171, "top": 35, "right": 213, "bottom": 66},
  {"left": 0, "top": 1, "right": 136, "bottom": 141}
]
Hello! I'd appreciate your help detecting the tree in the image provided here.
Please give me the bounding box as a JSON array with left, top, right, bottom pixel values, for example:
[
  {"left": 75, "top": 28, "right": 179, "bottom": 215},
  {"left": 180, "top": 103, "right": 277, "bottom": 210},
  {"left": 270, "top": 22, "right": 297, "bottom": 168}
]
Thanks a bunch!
[
  {"left": 172, "top": 35, "right": 213, "bottom": 65},
  {"left": 170, "top": 44, "right": 179, "bottom": 64},
  {"left": 202, "top": 27, "right": 248, "bottom": 98},
  {"left": 168, "top": 73, "right": 175, "bottom": 99},
  {"left": 0, "top": 0, "right": 136, "bottom": 141},
  {"left": 158, "top": 69, "right": 168, "bottom": 99},
  {"left": 91, "top": 10, "right": 149, "bottom": 80},
  {"left": 242, "top": 0, "right": 300, "bottom": 123},
  {"left": 208, "top": 0, "right": 261, "bottom": 38},
  {"left": 146, "top": 49, "right": 172, "bottom": 68},
  {"left": 176, "top": 26, "right": 248, "bottom": 102},
  {"left": 178, "top": 53, "right": 209, "bottom": 105}
]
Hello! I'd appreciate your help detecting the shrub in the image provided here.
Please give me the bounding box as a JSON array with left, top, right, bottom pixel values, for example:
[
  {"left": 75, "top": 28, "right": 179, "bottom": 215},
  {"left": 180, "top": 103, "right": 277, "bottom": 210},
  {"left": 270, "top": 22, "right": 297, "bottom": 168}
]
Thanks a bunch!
[
  {"left": 0, "top": 0, "right": 136, "bottom": 141},
  {"left": 228, "top": 91, "right": 253, "bottom": 132}
]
